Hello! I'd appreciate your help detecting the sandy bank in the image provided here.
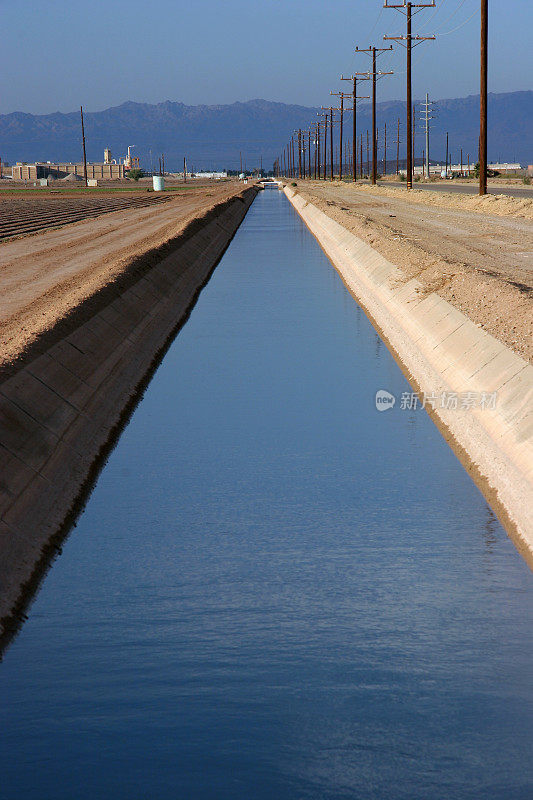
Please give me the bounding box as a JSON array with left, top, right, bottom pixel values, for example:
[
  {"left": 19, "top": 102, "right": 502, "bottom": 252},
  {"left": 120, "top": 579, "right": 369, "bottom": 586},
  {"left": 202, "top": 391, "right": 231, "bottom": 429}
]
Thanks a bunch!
[
  {"left": 0, "top": 185, "right": 257, "bottom": 643},
  {"left": 291, "top": 181, "right": 533, "bottom": 363},
  {"left": 0, "top": 182, "right": 246, "bottom": 369},
  {"left": 327, "top": 180, "right": 533, "bottom": 220},
  {"left": 284, "top": 185, "right": 533, "bottom": 566}
]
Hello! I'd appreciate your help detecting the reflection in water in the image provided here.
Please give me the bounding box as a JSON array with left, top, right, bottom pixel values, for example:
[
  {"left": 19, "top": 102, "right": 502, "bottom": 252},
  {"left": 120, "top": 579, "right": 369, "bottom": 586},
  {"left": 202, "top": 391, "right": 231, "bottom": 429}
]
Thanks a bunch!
[{"left": 0, "top": 190, "right": 532, "bottom": 800}]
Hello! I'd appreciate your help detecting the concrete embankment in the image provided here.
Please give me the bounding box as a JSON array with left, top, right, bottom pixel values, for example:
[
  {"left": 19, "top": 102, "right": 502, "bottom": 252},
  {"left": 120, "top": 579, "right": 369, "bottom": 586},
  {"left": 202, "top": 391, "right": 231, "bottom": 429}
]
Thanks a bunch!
[
  {"left": 284, "top": 185, "right": 533, "bottom": 564},
  {"left": 0, "top": 186, "right": 257, "bottom": 638}
]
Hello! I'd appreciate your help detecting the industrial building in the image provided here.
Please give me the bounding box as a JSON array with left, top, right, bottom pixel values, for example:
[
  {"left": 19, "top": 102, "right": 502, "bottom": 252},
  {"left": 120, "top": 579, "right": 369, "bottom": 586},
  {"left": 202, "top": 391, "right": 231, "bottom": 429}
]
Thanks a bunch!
[
  {"left": 10, "top": 147, "right": 141, "bottom": 181},
  {"left": 12, "top": 162, "right": 126, "bottom": 181}
]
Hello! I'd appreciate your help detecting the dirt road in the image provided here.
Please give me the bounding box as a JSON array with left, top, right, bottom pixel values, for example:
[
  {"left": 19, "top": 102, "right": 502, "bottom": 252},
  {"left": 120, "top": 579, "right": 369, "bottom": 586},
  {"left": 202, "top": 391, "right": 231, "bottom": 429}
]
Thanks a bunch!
[
  {"left": 0, "top": 182, "right": 246, "bottom": 368},
  {"left": 293, "top": 181, "right": 533, "bottom": 361},
  {"left": 380, "top": 180, "right": 533, "bottom": 200}
]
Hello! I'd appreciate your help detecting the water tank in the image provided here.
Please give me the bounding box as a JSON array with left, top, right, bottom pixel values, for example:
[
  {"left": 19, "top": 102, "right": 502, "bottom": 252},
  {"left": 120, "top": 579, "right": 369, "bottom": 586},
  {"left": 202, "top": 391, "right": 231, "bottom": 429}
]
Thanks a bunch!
[{"left": 153, "top": 175, "right": 165, "bottom": 191}]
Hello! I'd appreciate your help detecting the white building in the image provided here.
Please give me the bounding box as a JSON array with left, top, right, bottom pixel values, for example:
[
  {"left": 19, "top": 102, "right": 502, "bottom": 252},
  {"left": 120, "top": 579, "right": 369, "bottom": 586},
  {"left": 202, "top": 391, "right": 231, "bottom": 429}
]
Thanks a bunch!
[{"left": 194, "top": 171, "right": 228, "bottom": 179}]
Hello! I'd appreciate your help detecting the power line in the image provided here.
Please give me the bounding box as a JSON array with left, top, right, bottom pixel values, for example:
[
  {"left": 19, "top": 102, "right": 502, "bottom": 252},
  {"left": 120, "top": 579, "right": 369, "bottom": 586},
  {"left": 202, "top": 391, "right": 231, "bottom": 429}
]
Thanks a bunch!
[{"left": 440, "top": 7, "right": 480, "bottom": 35}]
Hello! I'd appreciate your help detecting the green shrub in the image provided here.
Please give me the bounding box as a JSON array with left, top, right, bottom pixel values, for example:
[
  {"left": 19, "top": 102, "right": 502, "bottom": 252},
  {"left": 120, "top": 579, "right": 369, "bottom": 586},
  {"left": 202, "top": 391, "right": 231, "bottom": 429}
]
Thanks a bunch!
[
  {"left": 399, "top": 173, "right": 406, "bottom": 182},
  {"left": 291, "top": 181, "right": 297, "bottom": 187},
  {"left": 127, "top": 168, "right": 144, "bottom": 181},
  {"left": 523, "top": 177, "right": 531, "bottom": 185}
]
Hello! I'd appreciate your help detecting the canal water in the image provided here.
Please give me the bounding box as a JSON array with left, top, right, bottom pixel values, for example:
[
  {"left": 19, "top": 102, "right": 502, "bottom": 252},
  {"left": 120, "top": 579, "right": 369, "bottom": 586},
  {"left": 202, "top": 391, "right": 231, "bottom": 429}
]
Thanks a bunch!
[{"left": 1, "top": 189, "right": 532, "bottom": 799}]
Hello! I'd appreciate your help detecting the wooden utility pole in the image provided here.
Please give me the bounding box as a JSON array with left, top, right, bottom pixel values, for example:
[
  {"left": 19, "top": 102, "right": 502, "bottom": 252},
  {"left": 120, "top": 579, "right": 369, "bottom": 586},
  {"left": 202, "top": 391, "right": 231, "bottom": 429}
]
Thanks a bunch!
[
  {"left": 355, "top": 45, "right": 393, "bottom": 185},
  {"left": 322, "top": 114, "right": 328, "bottom": 179},
  {"left": 366, "top": 130, "right": 370, "bottom": 177},
  {"left": 316, "top": 118, "right": 323, "bottom": 180},
  {"left": 341, "top": 74, "right": 370, "bottom": 182},
  {"left": 330, "top": 110, "right": 334, "bottom": 179},
  {"left": 479, "top": 0, "right": 488, "bottom": 195},
  {"left": 298, "top": 129, "right": 302, "bottom": 178},
  {"left": 80, "top": 106, "right": 88, "bottom": 187},
  {"left": 360, "top": 135, "right": 364, "bottom": 179},
  {"left": 396, "top": 118, "right": 401, "bottom": 175},
  {"left": 384, "top": 1, "right": 436, "bottom": 189},
  {"left": 314, "top": 124, "right": 318, "bottom": 179},
  {"left": 412, "top": 104, "right": 416, "bottom": 171},
  {"left": 321, "top": 107, "right": 335, "bottom": 180},
  {"left": 446, "top": 131, "right": 449, "bottom": 177},
  {"left": 384, "top": 122, "right": 387, "bottom": 175},
  {"left": 317, "top": 113, "right": 327, "bottom": 180},
  {"left": 330, "top": 92, "right": 345, "bottom": 179}
]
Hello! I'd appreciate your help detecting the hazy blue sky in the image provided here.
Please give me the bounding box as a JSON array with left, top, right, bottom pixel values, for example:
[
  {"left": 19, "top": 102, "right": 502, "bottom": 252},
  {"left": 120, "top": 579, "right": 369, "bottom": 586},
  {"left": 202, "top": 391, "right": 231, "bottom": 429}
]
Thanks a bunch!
[{"left": 0, "top": 0, "right": 530, "bottom": 114}]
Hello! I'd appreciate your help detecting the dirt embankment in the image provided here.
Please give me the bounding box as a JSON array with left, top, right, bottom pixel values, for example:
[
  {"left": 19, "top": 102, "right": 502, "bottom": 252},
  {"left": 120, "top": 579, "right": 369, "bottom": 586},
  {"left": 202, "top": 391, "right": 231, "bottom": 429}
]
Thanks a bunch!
[
  {"left": 0, "top": 184, "right": 257, "bottom": 645},
  {"left": 0, "top": 182, "right": 246, "bottom": 370},
  {"left": 351, "top": 182, "right": 533, "bottom": 220},
  {"left": 291, "top": 181, "right": 533, "bottom": 362}
]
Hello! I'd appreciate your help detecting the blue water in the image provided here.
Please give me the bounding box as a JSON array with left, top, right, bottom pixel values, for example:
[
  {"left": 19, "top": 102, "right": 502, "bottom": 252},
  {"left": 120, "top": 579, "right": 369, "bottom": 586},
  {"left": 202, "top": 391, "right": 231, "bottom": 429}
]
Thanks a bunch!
[{"left": 1, "top": 189, "right": 532, "bottom": 799}]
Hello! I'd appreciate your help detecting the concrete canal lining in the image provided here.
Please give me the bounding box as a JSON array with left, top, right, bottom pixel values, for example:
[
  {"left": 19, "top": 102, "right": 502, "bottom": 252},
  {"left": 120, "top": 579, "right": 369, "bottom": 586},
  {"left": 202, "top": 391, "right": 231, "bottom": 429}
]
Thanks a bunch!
[
  {"left": 284, "top": 185, "right": 533, "bottom": 564},
  {"left": 0, "top": 186, "right": 258, "bottom": 636}
]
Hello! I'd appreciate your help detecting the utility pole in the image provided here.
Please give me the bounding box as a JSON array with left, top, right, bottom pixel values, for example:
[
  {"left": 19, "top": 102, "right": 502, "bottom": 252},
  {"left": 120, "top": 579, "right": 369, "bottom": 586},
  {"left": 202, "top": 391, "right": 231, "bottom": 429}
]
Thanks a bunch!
[
  {"left": 240, "top": 152, "right": 242, "bottom": 174},
  {"left": 384, "top": 1, "right": 436, "bottom": 189},
  {"left": 341, "top": 73, "right": 371, "bottom": 182},
  {"left": 384, "top": 122, "right": 387, "bottom": 175},
  {"left": 420, "top": 93, "right": 435, "bottom": 179},
  {"left": 331, "top": 91, "right": 360, "bottom": 180},
  {"left": 183, "top": 157, "right": 186, "bottom": 182},
  {"left": 314, "top": 124, "right": 318, "bottom": 179},
  {"left": 298, "top": 129, "right": 302, "bottom": 178},
  {"left": 479, "top": 0, "right": 488, "bottom": 195},
  {"left": 330, "top": 91, "right": 345, "bottom": 179},
  {"left": 321, "top": 107, "right": 335, "bottom": 180},
  {"left": 354, "top": 46, "right": 393, "bottom": 184},
  {"left": 330, "top": 109, "right": 334, "bottom": 179},
  {"left": 445, "top": 131, "right": 449, "bottom": 177},
  {"left": 360, "top": 134, "right": 364, "bottom": 179},
  {"left": 366, "top": 130, "right": 370, "bottom": 177},
  {"left": 80, "top": 106, "right": 88, "bottom": 188},
  {"left": 396, "top": 118, "right": 401, "bottom": 175},
  {"left": 316, "top": 117, "right": 323, "bottom": 179},
  {"left": 317, "top": 113, "right": 327, "bottom": 180},
  {"left": 324, "top": 115, "right": 328, "bottom": 179},
  {"left": 318, "top": 113, "right": 328, "bottom": 180},
  {"left": 412, "top": 104, "right": 416, "bottom": 171}
]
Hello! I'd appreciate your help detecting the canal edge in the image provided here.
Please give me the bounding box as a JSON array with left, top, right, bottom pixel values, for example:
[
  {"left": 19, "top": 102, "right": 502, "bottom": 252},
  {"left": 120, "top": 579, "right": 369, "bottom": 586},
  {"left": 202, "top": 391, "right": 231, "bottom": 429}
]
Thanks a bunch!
[
  {"left": 0, "top": 185, "right": 259, "bottom": 646},
  {"left": 283, "top": 185, "right": 533, "bottom": 568}
]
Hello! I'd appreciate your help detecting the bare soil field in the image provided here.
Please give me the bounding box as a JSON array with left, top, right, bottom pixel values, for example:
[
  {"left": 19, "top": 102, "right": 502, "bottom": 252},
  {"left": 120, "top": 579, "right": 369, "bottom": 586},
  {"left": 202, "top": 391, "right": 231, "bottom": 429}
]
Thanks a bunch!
[
  {"left": 292, "top": 181, "right": 533, "bottom": 361},
  {"left": 0, "top": 181, "right": 246, "bottom": 368},
  {"left": 0, "top": 193, "right": 172, "bottom": 240}
]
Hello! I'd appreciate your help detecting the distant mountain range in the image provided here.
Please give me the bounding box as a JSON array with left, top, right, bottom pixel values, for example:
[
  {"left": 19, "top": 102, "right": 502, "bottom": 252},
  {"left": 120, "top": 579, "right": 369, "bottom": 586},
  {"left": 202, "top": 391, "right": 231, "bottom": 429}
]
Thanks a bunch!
[{"left": 0, "top": 92, "right": 530, "bottom": 172}]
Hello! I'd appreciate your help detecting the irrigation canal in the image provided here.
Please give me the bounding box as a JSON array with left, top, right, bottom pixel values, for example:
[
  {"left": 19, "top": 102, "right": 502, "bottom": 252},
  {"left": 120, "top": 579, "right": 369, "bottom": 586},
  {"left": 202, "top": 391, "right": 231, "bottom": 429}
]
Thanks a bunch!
[{"left": 1, "top": 188, "right": 532, "bottom": 799}]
